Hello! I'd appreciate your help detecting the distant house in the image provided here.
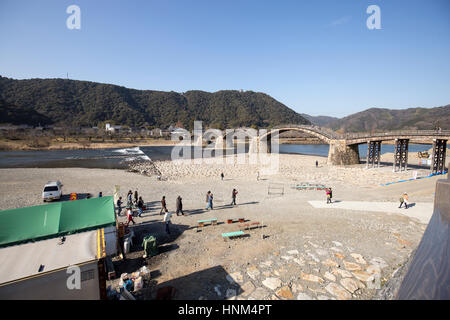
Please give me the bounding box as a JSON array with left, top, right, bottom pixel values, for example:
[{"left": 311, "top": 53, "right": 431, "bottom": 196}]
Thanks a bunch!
[
  {"left": 170, "top": 127, "right": 187, "bottom": 135},
  {"left": 149, "top": 128, "right": 162, "bottom": 137},
  {"left": 105, "top": 123, "right": 122, "bottom": 133}
]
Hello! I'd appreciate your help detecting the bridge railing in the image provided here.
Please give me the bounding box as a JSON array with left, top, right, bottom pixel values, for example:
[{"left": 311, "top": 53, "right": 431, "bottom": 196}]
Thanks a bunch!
[
  {"left": 343, "top": 130, "right": 450, "bottom": 140},
  {"left": 271, "top": 124, "right": 341, "bottom": 140},
  {"left": 269, "top": 126, "right": 450, "bottom": 141}
]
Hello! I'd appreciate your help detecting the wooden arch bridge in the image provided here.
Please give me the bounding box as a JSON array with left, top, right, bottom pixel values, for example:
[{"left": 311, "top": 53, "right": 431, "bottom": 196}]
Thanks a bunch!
[{"left": 228, "top": 125, "right": 449, "bottom": 173}]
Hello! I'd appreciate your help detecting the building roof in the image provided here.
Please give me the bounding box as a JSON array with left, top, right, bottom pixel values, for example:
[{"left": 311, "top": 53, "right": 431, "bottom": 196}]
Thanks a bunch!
[
  {"left": 0, "top": 196, "right": 116, "bottom": 248},
  {"left": 0, "top": 230, "right": 99, "bottom": 285}
]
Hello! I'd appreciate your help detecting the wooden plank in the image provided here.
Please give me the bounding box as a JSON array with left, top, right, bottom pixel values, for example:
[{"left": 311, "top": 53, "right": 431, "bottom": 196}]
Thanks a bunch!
[{"left": 197, "top": 219, "right": 217, "bottom": 223}]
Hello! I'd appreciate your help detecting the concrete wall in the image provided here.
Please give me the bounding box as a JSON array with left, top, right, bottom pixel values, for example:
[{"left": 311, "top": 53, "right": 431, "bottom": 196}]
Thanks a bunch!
[
  {"left": 0, "top": 262, "right": 100, "bottom": 300},
  {"left": 395, "top": 175, "right": 450, "bottom": 299}
]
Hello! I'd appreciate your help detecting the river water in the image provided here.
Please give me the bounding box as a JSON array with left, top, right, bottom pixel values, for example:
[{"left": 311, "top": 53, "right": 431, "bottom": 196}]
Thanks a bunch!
[{"left": 0, "top": 144, "right": 433, "bottom": 169}]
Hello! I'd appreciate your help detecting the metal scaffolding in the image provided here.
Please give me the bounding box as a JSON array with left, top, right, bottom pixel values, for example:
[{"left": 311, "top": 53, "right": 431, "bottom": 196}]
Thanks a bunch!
[
  {"left": 393, "top": 139, "right": 409, "bottom": 172},
  {"left": 431, "top": 139, "right": 447, "bottom": 174},
  {"left": 366, "top": 141, "right": 381, "bottom": 168}
]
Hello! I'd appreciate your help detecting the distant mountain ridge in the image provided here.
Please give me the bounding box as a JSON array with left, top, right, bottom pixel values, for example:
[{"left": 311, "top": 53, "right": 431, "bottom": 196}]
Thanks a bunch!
[
  {"left": 0, "top": 76, "right": 310, "bottom": 129},
  {"left": 325, "top": 106, "right": 450, "bottom": 132},
  {"left": 1, "top": 76, "right": 448, "bottom": 133},
  {"left": 300, "top": 113, "right": 339, "bottom": 127}
]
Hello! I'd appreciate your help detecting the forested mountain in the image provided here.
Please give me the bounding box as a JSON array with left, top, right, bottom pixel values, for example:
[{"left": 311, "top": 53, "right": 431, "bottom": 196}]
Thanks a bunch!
[
  {"left": 0, "top": 76, "right": 310, "bottom": 129},
  {"left": 326, "top": 106, "right": 450, "bottom": 133},
  {"left": 0, "top": 98, "right": 52, "bottom": 126}
]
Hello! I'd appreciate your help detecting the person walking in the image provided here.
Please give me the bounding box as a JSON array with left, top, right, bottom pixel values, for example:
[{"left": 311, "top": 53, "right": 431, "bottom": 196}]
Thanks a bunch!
[
  {"left": 116, "top": 196, "right": 123, "bottom": 216},
  {"left": 205, "top": 191, "right": 211, "bottom": 210},
  {"left": 98, "top": 192, "right": 103, "bottom": 198},
  {"left": 134, "top": 190, "right": 139, "bottom": 205},
  {"left": 326, "top": 188, "right": 331, "bottom": 204},
  {"left": 256, "top": 171, "right": 260, "bottom": 181},
  {"left": 137, "top": 196, "right": 144, "bottom": 217},
  {"left": 163, "top": 209, "right": 172, "bottom": 234},
  {"left": 126, "top": 207, "right": 136, "bottom": 226},
  {"left": 127, "top": 190, "right": 133, "bottom": 207},
  {"left": 221, "top": 172, "right": 224, "bottom": 181},
  {"left": 315, "top": 160, "right": 318, "bottom": 168},
  {"left": 231, "top": 189, "right": 238, "bottom": 206},
  {"left": 329, "top": 187, "right": 333, "bottom": 203},
  {"left": 160, "top": 196, "right": 167, "bottom": 215},
  {"left": 209, "top": 193, "right": 214, "bottom": 210},
  {"left": 399, "top": 196, "right": 405, "bottom": 208},
  {"left": 400, "top": 192, "right": 409, "bottom": 209},
  {"left": 176, "top": 196, "right": 184, "bottom": 216}
]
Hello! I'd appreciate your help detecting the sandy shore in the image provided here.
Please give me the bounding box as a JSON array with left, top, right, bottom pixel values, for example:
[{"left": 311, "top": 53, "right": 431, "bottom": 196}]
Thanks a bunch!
[
  {"left": 130, "top": 151, "right": 442, "bottom": 190},
  {"left": 0, "top": 152, "right": 445, "bottom": 300}
]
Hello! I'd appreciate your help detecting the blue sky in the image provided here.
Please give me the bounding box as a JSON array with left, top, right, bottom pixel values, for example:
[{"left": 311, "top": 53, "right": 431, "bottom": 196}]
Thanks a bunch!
[{"left": 0, "top": 0, "right": 449, "bottom": 117}]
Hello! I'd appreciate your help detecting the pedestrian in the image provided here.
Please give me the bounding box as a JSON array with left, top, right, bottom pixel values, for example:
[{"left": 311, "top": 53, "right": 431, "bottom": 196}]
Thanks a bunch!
[
  {"left": 126, "top": 207, "right": 136, "bottom": 226},
  {"left": 134, "top": 190, "right": 138, "bottom": 205},
  {"left": 231, "top": 189, "right": 238, "bottom": 205},
  {"left": 326, "top": 188, "right": 331, "bottom": 204},
  {"left": 163, "top": 209, "right": 172, "bottom": 234},
  {"left": 127, "top": 190, "right": 133, "bottom": 207},
  {"left": 256, "top": 171, "right": 260, "bottom": 181},
  {"left": 137, "top": 196, "right": 144, "bottom": 217},
  {"left": 221, "top": 172, "right": 224, "bottom": 181},
  {"left": 160, "top": 196, "right": 167, "bottom": 215},
  {"left": 401, "top": 192, "right": 409, "bottom": 209},
  {"left": 98, "top": 192, "right": 103, "bottom": 198},
  {"left": 209, "top": 193, "right": 214, "bottom": 210},
  {"left": 398, "top": 196, "right": 404, "bottom": 208},
  {"left": 315, "top": 160, "right": 318, "bottom": 168},
  {"left": 205, "top": 191, "right": 211, "bottom": 210},
  {"left": 116, "top": 196, "right": 123, "bottom": 216},
  {"left": 329, "top": 187, "right": 333, "bottom": 203},
  {"left": 176, "top": 196, "right": 184, "bottom": 216}
]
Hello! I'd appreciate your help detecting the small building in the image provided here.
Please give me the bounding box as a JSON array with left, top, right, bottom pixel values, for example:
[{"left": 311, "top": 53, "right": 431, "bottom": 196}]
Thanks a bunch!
[
  {"left": 0, "top": 230, "right": 110, "bottom": 299},
  {"left": 105, "top": 123, "right": 122, "bottom": 133},
  {"left": 0, "top": 196, "right": 117, "bottom": 299}
]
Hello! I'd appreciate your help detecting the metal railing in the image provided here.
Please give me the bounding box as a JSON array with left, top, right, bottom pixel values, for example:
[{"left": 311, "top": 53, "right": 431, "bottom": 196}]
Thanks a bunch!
[
  {"left": 344, "top": 130, "right": 450, "bottom": 140},
  {"left": 272, "top": 124, "right": 341, "bottom": 140},
  {"left": 270, "top": 125, "right": 450, "bottom": 142}
]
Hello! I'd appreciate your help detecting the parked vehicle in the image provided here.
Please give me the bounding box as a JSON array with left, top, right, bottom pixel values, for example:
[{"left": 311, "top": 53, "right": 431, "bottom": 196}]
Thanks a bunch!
[
  {"left": 418, "top": 151, "right": 430, "bottom": 159},
  {"left": 42, "top": 181, "right": 63, "bottom": 202}
]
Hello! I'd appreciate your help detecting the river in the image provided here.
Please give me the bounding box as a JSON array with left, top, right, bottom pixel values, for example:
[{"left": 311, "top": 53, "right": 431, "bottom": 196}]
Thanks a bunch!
[{"left": 0, "top": 143, "right": 433, "bottom": 169}]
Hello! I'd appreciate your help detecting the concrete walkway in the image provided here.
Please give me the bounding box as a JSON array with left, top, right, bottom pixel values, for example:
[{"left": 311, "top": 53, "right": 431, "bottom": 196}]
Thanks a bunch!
[{"left": 307, "top": 200, "right": 434, "bottom": 224}]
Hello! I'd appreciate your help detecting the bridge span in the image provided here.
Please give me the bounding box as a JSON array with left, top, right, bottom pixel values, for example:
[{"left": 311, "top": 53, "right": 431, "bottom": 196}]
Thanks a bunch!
[{"left": 255, "top": 125, "right": 449, "bottom": 173}]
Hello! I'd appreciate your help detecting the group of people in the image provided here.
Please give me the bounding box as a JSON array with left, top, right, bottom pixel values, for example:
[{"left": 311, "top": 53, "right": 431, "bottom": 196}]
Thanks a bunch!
[
  {"left": 115, "top": 190, "right": 146, "bottom": 226},
  {"left": 159, "top": 195, "right": 184, "bottom": 216},
  {"left": 205, "top": 189, "right": 239, "bottom": 209},
  {"left": 323, "top": 187, "right": 411, "bottom": 210},
  {"left": 116, "top": 187, "right": 240, "bottom": 234}
]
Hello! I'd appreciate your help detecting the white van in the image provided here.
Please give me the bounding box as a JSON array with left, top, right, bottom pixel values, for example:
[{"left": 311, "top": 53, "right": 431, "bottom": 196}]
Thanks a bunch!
[{"left": 42, "top": 181, "right": 63, "bottom": 202}]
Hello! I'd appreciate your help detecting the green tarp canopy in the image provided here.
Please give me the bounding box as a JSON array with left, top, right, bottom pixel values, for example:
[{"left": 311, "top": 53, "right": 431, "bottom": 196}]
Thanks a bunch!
[{"left": 0, "top": 196, "right": 116, "bottom": 248}]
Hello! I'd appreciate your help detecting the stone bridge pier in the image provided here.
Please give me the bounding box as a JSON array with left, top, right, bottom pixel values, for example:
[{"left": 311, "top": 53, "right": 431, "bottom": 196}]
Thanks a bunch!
[{"left": 327, "top": 140, "right": 360, "bottom": 166}]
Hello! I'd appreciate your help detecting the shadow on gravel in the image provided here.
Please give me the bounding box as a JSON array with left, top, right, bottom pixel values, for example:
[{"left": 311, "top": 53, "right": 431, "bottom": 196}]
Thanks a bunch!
[
  {"left": 361, "top": 159, "right": 430, "bottom": 170},
  {"left": 113, "top": 221, "right": 190, "bottom": 276},
  {"left": 146, "top": 265, "right": 244, "bottom": 300},
  {"left": 59, "top": 193, "right": 92, "bottom": 202}
]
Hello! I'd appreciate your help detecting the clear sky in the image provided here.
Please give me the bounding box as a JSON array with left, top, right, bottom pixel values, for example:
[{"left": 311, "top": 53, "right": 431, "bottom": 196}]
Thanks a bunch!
[{"left": 1, "top": 0, "right": 449, "bottom": 117}]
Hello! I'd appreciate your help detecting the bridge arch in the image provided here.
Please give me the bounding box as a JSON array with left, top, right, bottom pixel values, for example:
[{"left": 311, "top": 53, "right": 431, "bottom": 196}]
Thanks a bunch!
[{"left": 258, "top": 126, "right": 335, "bottom": 145}]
